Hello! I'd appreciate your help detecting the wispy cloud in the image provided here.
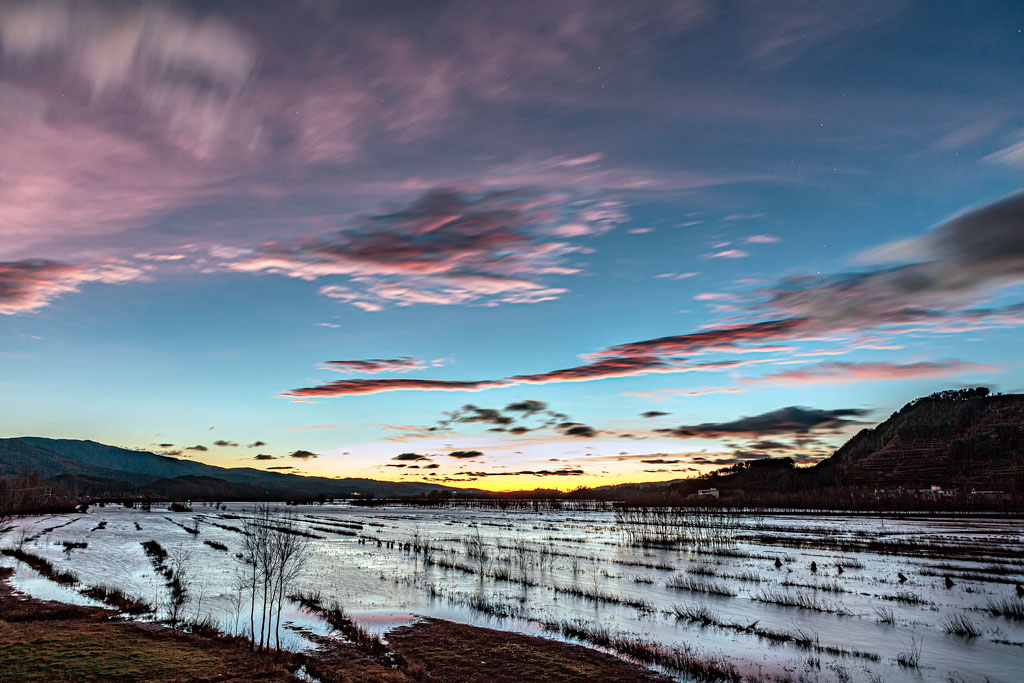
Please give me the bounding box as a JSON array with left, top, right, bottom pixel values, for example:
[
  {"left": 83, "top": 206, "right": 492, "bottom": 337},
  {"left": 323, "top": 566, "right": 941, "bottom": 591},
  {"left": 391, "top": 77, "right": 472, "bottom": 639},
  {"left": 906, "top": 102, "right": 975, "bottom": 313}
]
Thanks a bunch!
[
  {"left": 704, "top": 249, "right": 750, "bottom": 259},
  {"left": 984, "top": 137, "right": 1024, "bottom": 167},
  {"left": 743, "top": 360, "right": 998, "bottom": 387},
  {"left": 285, "top": 190, "right": 1024, "bottom": 399},
  {"left": 0, "top": 0, "right": 917, "bottom": 318},
  {"left": 743, "top": 234, "right": 781, "bottom": 244},
  {"left": 658, "top": 406, "right": 868, "bottom": 439},
  {"left": 286, "top": 378, "right": 509, "bottom": 398},
  {"left": 623, "top": 360, "right": 996, "bottom": 400},
  {"left": 225, "top": 187, "right": 622, "bottom": 311},
  {"left": 0, "top": 259, "right": 142, "bottom": 314},
  {"left": 323, "top": 357, "right": 436, "bottom": 374}
]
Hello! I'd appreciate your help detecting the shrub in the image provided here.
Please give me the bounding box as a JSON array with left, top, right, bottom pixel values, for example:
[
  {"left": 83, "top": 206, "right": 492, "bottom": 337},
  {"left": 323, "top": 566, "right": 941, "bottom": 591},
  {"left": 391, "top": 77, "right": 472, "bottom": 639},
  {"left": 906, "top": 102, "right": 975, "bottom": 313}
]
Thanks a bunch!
[
  {"left": 672, "top": 603, "right": 719, "bottom": 626},
  {"left": 985, "top": 597, "right": 1024, "bottom": 621},
  {"left": 1, "top": 548, "right": 78, "bottom": 585},
  {"left": 666, "top": 575, "right": 736, "bottom": 597},
  {"left": 895, "top": 637, "right": 922, "bottom": 668},
  {"left": 753, "top": 589, "right": 849, "bottom": 615},
  {"left": 941, "top": 612, "right": 980, "bottom": 637},
  {"left": 81, "top": 585, "right": 154, "bottom": 615}
]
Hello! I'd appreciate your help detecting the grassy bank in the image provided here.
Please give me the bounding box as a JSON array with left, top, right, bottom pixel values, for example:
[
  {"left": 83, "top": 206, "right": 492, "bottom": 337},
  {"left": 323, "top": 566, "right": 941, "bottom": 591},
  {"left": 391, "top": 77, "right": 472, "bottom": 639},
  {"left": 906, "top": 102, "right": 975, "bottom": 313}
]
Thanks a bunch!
[{"left": 0, "top": 567, "right": 297, "bottom": 681}]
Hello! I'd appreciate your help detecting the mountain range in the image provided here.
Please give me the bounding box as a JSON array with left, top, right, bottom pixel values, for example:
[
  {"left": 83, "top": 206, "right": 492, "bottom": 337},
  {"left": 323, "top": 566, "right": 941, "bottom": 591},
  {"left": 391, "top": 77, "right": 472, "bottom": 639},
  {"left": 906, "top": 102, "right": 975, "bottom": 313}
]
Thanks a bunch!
[
  {"left": 0, "top": 437, "right": 471, "bottom": 499},
  {"left": 2, "top": 389, "right": 1022, "bottom": 503}
]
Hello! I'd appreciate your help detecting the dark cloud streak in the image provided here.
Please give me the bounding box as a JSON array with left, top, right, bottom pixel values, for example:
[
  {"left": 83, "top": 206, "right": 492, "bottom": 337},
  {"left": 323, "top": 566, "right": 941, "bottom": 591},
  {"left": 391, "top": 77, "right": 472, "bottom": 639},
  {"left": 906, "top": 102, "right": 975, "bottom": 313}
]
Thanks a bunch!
[{"left": 661, "top": 406, "right": 868, "bottom": 439}]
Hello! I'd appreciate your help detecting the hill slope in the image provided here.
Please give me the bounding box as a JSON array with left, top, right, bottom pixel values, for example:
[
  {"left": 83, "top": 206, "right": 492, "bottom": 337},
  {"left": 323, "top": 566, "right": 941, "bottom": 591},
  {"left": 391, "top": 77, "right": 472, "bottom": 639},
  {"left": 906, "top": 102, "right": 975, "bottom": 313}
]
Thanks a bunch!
[
  {"left": 812, "top": 391, "right": 1024, "bottom": 491},
  {"left": 0, "top": 437, "right": 472, "bottom": 498},
  {"left": 570, "top": 390, "right": 1024, "bottom": 502}
]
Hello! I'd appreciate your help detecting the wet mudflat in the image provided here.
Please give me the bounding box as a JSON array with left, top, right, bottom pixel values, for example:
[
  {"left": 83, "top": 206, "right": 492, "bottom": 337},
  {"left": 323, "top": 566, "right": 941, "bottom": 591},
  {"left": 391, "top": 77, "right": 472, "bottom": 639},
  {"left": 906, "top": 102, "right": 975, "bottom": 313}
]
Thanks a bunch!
[{"left": 3, "top": 503, "right": 1023, "bottom": 682}]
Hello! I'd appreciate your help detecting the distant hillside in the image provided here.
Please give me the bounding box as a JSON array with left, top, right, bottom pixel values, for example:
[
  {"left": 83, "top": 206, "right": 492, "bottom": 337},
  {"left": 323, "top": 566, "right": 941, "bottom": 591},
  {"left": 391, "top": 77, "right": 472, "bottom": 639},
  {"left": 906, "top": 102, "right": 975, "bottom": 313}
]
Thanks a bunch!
[
  {"left": 0, "top": 439, "right": 134, "bottom": 480},
  {"left": 812, "top": 390, "right": 1024, "bottom": 491},
  {"left": 569, "top": 389, "right": 1024, "bottom": 504},
  {"left": 0, "top": 437, "right": 475, "bottom": 499}
]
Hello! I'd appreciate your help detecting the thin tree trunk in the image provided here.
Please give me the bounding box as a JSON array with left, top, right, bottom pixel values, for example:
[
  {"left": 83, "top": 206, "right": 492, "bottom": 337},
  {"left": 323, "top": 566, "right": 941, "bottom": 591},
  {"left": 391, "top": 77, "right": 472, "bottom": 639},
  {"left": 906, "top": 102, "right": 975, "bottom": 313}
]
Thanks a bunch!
[
  {"left": 259, "top": 573, "right": 271, "bottom": 651},
  {"left": 274, "top": 569, "right": 285, "bottom": 656},
  {"left": 248, "top": 563, "right": 257, "bottom": 650}
]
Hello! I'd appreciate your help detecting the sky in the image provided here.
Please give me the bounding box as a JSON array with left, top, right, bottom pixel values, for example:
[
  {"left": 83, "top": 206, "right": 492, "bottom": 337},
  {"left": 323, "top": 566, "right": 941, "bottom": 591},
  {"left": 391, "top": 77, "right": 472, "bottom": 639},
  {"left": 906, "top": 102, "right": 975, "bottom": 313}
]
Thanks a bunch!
[{"left": 1, "top": 1, "right": 1023, "bottom": 492}]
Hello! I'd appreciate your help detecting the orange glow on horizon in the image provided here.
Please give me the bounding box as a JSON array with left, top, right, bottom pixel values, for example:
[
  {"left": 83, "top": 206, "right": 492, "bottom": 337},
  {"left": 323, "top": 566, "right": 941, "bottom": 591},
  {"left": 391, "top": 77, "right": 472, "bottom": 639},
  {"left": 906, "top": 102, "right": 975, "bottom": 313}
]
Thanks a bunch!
[{"left": 364, "top": 469, "right": 715, "bottom": 493}]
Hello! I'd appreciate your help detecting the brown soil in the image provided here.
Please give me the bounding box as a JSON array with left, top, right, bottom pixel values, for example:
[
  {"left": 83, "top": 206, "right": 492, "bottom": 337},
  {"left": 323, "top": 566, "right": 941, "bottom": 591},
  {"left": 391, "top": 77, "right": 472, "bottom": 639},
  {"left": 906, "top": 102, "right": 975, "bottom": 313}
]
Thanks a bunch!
[{"left": 388, "top": 618, "right": 671, "bottom": 683}]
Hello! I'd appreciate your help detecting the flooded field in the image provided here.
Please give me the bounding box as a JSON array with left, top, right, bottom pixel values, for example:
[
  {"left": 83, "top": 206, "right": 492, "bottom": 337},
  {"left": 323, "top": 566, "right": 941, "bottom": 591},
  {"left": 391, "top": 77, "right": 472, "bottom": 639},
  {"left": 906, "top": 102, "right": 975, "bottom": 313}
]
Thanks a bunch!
[{"left": 2, "top": 503, "right": 1023, "bottom": 682}]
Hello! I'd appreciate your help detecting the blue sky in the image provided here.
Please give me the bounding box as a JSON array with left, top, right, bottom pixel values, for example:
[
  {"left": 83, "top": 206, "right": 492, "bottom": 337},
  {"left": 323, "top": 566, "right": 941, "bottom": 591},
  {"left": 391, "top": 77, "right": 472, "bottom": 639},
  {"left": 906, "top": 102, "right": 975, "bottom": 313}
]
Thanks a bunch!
[{"left": 1, "top": 1, "right": 1022, "bottom": 489}]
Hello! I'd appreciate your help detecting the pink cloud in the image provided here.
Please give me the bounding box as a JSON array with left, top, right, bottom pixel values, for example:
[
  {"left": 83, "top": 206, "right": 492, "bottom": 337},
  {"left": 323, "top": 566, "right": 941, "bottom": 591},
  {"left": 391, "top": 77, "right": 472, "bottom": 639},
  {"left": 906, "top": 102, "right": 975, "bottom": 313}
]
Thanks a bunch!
[
  {"left": 0, "top": 1, "right": 756, "bottom": 319},
  {"left": 0, "top": 119, "right": 235, "bottom": 260},
  {"left": 276, "top": 170, "right": 1024, "bottom": 402},
  {"left": 0, "top": 259, "right": 142, "bottom": 314},
  {"left": 283, "top": 350, "right": 786, "bottom": 399},
  {"left": 227, "top": 188, "right": 611, "bottom": 311},
  {"left": 705, "top": 249, "right": 750, "bottom": 259},
  {"left": 323, "top": 357, "right": 435, "bottom": 374},
  {"left": 744, "top": 234, "right": 781, "bottom": 244},
  {"left": 280, "top": 181, "right": 1024, "bottom": 401},
  {"left": 742, "top": 360, "right": 998, "bottom": 387},
  {"left": 595, "top": 319, "right": 808, "bottom": 359},
  {"left": 285, "top": 378, "right": 510, "bottom": 398},
  {"left": 624, "top": 360, "right": 997, "bottom": 400}
]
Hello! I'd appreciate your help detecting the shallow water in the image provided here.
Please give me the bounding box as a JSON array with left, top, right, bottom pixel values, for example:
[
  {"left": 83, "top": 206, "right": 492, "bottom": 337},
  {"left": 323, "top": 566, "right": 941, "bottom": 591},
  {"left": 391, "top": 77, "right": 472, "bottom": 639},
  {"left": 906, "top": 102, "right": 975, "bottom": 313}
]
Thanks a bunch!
[{"left": 2, "top": 504, "right": 1022, "bottom": 682}]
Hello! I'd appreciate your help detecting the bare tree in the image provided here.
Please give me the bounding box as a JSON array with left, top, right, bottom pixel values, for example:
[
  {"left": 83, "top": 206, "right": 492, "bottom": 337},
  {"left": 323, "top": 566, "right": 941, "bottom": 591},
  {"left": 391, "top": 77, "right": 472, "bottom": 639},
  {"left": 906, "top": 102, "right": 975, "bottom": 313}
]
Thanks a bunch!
[
  {"left": 238, "top": 504, "right": 310, "bottom": 655},
  {"left": 165, "top": 545, "right": 193, "bottom": 629},
  {"left": 193, "top": 575, "right": 209, "bottom": 622},
  {"left": 13, "top": 524, "right": 32, "bottom": 551},
  {"left": 257, "top": 522, "right": 275, "bottom": 651},
  {"left": 463, "top": 526, "right": 490, "bottom": 578},
  {"left": 511, "top": 535, "right": 532, "bottom": 584},
  {"left": 240, "top": 504, "right": 272, "bottom": 649},
  {"left": 586, "top": 556, "right": 606, "bottom": 593},
  {"left": 269, "top": 512, "right": 310, "bottom": 655},
  {"left": 229, "top": 562, "right": 249, "bottom": 635}
]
